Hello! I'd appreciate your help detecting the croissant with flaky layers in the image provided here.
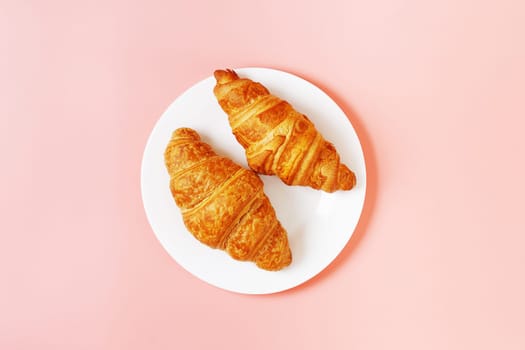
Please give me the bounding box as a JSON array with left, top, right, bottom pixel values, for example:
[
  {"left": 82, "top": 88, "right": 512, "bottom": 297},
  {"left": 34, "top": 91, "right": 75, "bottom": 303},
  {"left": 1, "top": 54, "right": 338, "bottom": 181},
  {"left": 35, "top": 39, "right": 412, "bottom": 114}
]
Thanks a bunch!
[
  {"left": 213, "top": 69, "right": 356, "bottom": 193},
  {"left": 164, "top": 127, "right": 292, "bottom": 271}
]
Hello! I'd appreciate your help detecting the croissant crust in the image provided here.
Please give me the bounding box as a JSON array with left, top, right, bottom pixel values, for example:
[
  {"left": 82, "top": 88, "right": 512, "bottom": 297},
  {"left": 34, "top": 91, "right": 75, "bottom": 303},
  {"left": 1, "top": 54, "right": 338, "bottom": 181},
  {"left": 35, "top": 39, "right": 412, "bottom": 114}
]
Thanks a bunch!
[
  {"left": 213, "top": 69, "right": 356, "bottom": 192},
  {"left": 164, "top": 127, "right": 292, "bottom": 271}
]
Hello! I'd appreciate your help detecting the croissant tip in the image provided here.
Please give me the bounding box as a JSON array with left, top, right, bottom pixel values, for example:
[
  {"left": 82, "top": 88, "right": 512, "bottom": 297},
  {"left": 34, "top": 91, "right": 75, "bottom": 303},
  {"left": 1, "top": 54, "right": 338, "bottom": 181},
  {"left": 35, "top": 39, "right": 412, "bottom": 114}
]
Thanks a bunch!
[
  {"left": 172, "top": 127, "right": 200, "bottom": 141},
  {"left": 338, "top": 165, "right": 356, "bottom": 191},
  {"left": 214, "top": 68, "right": 239, "bottom": 84}
]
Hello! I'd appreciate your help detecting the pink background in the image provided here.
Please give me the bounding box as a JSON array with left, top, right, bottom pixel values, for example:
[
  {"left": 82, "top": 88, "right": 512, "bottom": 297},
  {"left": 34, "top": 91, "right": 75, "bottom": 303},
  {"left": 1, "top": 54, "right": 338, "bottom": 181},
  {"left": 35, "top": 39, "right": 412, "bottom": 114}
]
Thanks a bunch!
[{"left": 2, "top": 0, "right": 524, "bottom": 349}]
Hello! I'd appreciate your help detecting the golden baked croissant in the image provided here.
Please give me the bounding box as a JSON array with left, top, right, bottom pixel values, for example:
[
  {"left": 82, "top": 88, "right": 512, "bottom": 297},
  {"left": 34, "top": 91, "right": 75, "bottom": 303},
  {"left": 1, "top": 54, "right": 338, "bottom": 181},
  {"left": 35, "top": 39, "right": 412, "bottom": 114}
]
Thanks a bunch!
[
  {"left": 164, "top": 127, "right": 292, "bottom": 271},
  {"left": 213, "top": 69, "right": 356, "bottom": 193}
]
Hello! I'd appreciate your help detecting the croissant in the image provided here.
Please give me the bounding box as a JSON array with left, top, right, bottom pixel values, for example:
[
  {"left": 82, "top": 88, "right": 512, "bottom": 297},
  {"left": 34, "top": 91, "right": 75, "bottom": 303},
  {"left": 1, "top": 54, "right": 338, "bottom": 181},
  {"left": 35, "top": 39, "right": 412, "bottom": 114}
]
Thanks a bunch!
[
  {"left": 164, "top": 127, "right": 292, "bottom": 271},
  {"left": 213, "top": 69, "right": 356, "bottom": 193}
]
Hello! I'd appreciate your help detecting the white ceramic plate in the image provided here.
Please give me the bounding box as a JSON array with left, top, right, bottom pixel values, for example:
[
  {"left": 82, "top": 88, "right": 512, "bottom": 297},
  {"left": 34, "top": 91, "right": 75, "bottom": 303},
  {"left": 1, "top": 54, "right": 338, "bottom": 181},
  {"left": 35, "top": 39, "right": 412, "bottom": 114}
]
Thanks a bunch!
[{"left": 141, "top": 67, "right": 366, "bottom": 294}]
